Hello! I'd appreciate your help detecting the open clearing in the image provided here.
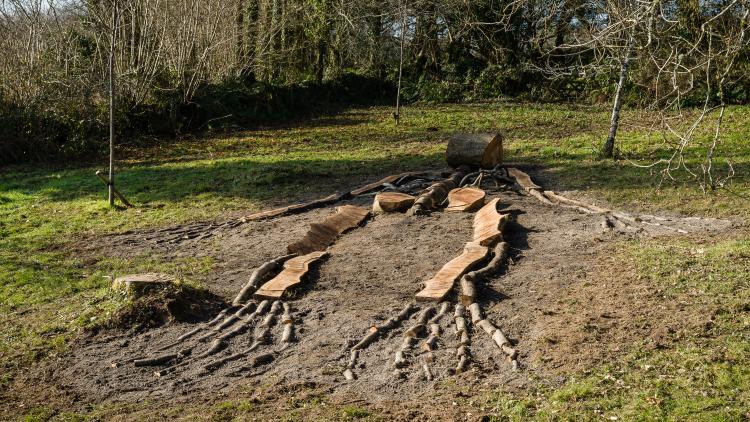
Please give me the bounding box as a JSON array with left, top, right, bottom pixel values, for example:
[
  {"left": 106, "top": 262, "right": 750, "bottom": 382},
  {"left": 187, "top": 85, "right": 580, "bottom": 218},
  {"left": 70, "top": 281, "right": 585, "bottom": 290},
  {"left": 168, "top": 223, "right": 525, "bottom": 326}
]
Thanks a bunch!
[{"left": 1, "top": 104, "right": 749, "bottom": 420}]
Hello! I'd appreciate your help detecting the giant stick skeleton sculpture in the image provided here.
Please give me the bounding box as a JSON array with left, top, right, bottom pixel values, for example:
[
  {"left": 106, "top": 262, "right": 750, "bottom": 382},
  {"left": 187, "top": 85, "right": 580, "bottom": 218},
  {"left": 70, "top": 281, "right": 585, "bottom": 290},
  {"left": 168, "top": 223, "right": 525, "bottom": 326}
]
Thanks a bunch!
[{"left": 126, "top": 133, "right": 681, "bottom": 381}]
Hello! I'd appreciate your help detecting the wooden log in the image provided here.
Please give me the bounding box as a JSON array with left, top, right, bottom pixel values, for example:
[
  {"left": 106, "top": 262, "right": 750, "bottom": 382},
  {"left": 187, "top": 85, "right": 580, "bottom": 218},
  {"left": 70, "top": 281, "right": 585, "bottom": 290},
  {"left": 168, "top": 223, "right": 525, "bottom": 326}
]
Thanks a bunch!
[
  {"left": 455, "top": 317, "right": 467, "bottom": 335},
  {"left": 506, "top": 167, "right": 540, "bottom": 191},
  {"left": 446, "top": 187, "right": 486, "bottom": 212},
  {"left": 477, "top": 319, "right": 496, "bottom": 335},
  {"left": 468, "top": 303, "right": 483, "bottom": 323},
  {"left": 232, "top": 254, "right": 296, "bottom": 306},
  {"left": 456, "top": 345, "right": 470, "bottom": 358},
  {"left": 254, "top": 251, "right": 328, "bottom": 299},
  {"left": 373, "top": 192, "right": 416, "bottom": 213},
  {"left": 445, "top": 133, "right": 503, "bottom": 169},
  {"left": 422, "top": 363, "right": 434, "bottom": 381},
  {"left": 346, "top": 350, "right": 359, "bottom": 370},
  {"left": 473, "top": 198, "right": 511, "bottom": 246},
  {"left": 404, "top": 324, "right": 425, "bottom": 337},
  {"left": 421, "top": 335, "right": 438, "bottom": 351},
  {"left": 544, "top": 190, "right": 610, "bottom": 214},
  {"left": 408, "top": 167, "right": 468, "bottom": 215},
  {"left": 459, "top": 273, "right": 476, "bottom": 306},
  {"left": 112, "top": 273, "right": 173, "bottom": 297},
  {"left": 287, "top": 205, "right": 370, "bottom": 255},
  {"left": 429, "top": 302, "right": 450, "bottom": 324},
  {"left": 492, "top": 329, "right": 510, "bottom": 348},
  {"left": 415, "top": 242, "right": 488, "bottom": 302},
  {"left": 394, "top": 350, "right": 407, "bottom": 368},
  {"left": 281, "top": 323, "right": 294, "bottom": 343},
  {"left": 352, "top": 327, "right": 379, "bottom": 350},
  {"left": 280, "top": 303, "right": 292, "bottom": 324},
  {"left": 455, "top": 355, "right": 469, "bottom": 373},
  {"left": 471, "top": 242, "right": 510, "bottom": 281},
  {"left": 506, "top": 167, "right": 554, "bottom": 205},
  {"left": 415, "top": 306, "right": 435, "bottom": 324}
]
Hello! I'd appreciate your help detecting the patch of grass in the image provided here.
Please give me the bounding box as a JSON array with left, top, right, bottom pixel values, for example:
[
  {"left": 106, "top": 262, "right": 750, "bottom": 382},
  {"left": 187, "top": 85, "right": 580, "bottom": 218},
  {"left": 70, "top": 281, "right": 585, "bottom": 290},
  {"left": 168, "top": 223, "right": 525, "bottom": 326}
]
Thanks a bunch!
[
  {"left": 484, "top": 234, "right": 750, "bottom": 420},
  {"left": 212, "top": 400, "right": 255, "bottom": 421},
  {"left": 340, "top": 405, "right": 372, "bottom": 420}
]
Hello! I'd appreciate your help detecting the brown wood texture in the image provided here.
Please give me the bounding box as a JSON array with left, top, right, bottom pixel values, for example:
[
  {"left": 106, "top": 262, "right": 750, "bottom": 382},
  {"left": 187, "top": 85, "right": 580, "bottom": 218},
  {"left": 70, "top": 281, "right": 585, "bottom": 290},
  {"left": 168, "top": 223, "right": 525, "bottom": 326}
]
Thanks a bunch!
[
  {"left": 408, "top": 167, "right": 468, "bottom": 215},
  {"left": 373, "top": 192, "right": 416, "bottom": 213},
  {"left": 446, "top": 187, "right": 486, "bottom": 212},
  {"left": 473, "top": 198, "right": 510, "bottom": 246},
  {"left": 445, "top": 133, "right": 503, "bottom": 169},
  {"left": 415, "top": 242, "right": 488, "bottom": 302},
  {"left": 506, "top": 167, "right": 541, "bottom": 192},
  {"left": 253, "top": 251, "right": 328, "bottom": 299},
  {"left": 287, "top": 205, "right": 370, "bottom": 255}
]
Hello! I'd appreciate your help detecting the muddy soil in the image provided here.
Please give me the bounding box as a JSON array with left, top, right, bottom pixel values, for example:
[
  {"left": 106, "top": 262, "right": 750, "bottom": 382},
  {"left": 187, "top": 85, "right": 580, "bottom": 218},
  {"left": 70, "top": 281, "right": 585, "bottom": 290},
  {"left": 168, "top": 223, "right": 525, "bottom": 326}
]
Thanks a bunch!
[{"left": 7, "top": 170, "right": 737, "bottom": 420}]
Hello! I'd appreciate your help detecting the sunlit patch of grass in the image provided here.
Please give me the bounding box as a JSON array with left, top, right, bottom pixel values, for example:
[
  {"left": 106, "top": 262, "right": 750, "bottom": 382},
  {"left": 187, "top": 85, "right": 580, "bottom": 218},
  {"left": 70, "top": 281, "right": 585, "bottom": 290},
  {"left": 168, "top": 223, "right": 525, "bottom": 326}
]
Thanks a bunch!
[{"left": 483, "top": 233, "right": 750, "bottom": 420}]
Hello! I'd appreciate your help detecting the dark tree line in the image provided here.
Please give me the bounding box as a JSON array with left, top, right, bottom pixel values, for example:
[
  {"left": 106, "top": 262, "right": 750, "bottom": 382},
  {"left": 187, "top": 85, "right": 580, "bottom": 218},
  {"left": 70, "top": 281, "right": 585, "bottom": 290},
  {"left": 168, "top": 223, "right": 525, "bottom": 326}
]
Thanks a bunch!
[{"left": 1, "top": 0, "right": 748, "bottom": 171}]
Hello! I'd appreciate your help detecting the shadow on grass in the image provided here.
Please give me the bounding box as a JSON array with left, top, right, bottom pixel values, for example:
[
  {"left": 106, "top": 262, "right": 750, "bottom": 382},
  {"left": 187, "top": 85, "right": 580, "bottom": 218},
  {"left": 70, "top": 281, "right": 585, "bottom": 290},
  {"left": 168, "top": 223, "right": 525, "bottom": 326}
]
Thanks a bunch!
[{"left": 0, "top": 153, "right": 445, "bottom": 205}]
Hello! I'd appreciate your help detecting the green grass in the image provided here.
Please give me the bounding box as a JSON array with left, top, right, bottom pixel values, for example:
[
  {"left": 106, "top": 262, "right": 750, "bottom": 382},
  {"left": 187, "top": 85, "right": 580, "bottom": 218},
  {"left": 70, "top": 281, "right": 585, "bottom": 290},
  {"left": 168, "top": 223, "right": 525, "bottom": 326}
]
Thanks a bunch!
[
  {"left": 1, "top": 102, "right": 749, "bottom": 420},
  {"left": 483, "top": 236, "right": 750, "bottom": 421}
]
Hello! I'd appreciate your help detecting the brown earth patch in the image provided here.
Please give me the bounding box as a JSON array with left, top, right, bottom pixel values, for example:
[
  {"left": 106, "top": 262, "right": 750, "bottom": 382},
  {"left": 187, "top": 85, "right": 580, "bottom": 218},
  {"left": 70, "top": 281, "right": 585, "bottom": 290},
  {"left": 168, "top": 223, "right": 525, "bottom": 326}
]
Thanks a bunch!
[{"left": 2, "top": 170, "right": 737, "bottom": 420}]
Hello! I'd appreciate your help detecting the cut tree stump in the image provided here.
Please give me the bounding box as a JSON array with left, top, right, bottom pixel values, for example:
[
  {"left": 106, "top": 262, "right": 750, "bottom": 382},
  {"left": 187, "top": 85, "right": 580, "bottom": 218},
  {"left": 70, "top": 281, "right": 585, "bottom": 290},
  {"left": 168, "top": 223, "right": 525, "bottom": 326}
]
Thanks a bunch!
[
  {"left": 112, "top": 273, "right": 173, "bottom": 297},
  {"left": 373, "top": 192, "right": 416, "bottom": 213},
  {"left": 473, "top": 198, "right": 511, "bottom": 246},
  {"left": 415, "top": 242, "right": 489, "bottom": 302},
  {"left": 286, "top": 205, "right": 370, "bottom": 255},
  {"left": 253, "top": 251, "right": 328, "bottom": 300},
  {"left": 445, "top": 133, "right": 503, "bottom": 169},
  {"left": 446, "top": 187, "right": 486, "bottom": 212}
]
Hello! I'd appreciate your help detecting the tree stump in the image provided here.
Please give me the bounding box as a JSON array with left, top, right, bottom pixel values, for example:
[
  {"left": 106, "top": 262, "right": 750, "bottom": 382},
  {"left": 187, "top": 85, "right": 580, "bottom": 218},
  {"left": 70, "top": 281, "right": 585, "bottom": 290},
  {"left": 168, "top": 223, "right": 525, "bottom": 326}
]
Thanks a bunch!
[
  {"left": 445, "top": 133, "right": 503, "bottom": 169},
  {"left": 373, "top": 192, "right": 416, "bottom": 213},
  {"left": 112, "top": 273, "right": 173, "bottom": 297},
  {"left": 446, "top": 187, "right": 486, "bottom": 212}
]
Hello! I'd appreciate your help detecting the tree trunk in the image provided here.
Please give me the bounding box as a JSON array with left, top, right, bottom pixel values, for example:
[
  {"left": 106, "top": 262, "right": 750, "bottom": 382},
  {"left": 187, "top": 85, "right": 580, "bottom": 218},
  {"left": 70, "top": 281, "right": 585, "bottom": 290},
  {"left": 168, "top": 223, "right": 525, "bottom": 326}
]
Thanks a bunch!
[
  {"left": 602, "top": 41, "right": 632, "bottom": 159},
  {"left": 108, "top": 2, "right": 117, "bottom": 207},
  {"left": 445, "top": 133, "right": 503, "bottom": 169}
]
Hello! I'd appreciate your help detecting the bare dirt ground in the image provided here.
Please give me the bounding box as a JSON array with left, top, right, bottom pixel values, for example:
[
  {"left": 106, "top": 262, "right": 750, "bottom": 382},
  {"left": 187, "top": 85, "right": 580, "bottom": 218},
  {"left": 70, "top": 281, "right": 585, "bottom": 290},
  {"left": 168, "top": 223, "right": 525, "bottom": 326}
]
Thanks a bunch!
[{"left": 6, "top": 169, "right": 736, "bottom": 420}]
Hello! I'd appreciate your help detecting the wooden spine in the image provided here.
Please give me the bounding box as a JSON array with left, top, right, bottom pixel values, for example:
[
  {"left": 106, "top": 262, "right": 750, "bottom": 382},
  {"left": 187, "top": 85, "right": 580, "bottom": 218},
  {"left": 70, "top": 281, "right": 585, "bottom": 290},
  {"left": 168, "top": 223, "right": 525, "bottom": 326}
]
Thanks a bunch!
[{"left": 459, "top": 274, "right": 476, "bottom": 306}]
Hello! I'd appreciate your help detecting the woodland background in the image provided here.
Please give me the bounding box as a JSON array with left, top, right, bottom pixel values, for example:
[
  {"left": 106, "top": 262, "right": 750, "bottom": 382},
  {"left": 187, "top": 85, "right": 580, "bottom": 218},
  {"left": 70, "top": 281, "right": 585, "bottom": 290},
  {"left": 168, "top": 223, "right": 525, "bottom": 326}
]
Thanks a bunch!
[{"left": 1, "top": 0, "right": 748, "bottom": 164}]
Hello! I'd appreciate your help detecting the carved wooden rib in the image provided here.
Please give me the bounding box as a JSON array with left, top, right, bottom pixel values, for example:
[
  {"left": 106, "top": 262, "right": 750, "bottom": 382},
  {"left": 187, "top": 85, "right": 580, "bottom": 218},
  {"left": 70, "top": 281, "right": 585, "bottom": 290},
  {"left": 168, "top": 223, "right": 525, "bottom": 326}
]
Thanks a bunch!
[
  {"left": 473, "top": 198, "right": 510, "bottom": 246},
  {"left": 243, "top": 192, "right": 350, "bottom": 221},
  {"left": 506, "top": 167, "right": 541, "bottom": 192},
  {"left": 253, "top": 251, "right": 328, "bottom": 300},
  {"left": 415, "top": 242, "right": 489, "bottom": 302},
  {"left": 446, "top": 187, "right": 486, "bottom": 212},
  {"left": 287, "top": 205, "right": 370, "bottom": 255},
  {"left": 373, "top": 192, "right": 416, "bottom": 213}
]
